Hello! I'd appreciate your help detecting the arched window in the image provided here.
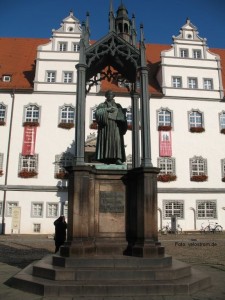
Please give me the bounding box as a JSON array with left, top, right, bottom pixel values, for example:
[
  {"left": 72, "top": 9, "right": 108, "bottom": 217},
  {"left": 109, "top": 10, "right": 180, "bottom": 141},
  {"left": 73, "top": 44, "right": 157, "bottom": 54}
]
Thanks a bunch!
[
  {"left": 0, "top": 103, "right": 6, "bottom": 125},
  {"left": 157, "top": 108, "right": 172, "bottom": 130},
  {"left": 188, "top": 109, "right": 204, "bottom": 132},
  {"left": 219, "top": 111, "right": 225, "bottom": 134},
  {"left": 24, "top": 104, "right": 40, "bottom": 125},
  {"left": 58, "top": 105, "right": 75, "bottom": 129},
  {"left": 190, "top": 156, "right": 207, "bottom": 181},
  {"left": 54, "top": 153, "right": 74, "bottom": 179}
]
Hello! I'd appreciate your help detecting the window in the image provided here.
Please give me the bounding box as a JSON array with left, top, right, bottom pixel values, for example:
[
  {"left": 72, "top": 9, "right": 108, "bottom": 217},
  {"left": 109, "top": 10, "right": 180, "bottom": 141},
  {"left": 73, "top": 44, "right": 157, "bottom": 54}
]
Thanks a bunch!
[
  {"left": 47, "top": 203, "right": 58, "bottom": 218},
  {"left": 221, "top": 159, "right": 225, "bottom": 180},
  {"left": 46, "top": 71, "right": 56, "bottom": 83},
  {"left": 2, "top": 75, "right": 11, "bottom": 82},
  {"left": 158, "top": 109, "right": 172, "bottom": 127},
  {"left": 190, "top": 156, "right": 207, "bottom": 179},
  {"left": 58, "top": 42, "right": 67, "bottom": 51},
  {"left": 24, "top": 105, "right": 40, "bottom": 123},
  {"left": 55, "top": 152, "right": 74, "bottom": 178},
  {"left": 62, "top": 202, "right": 68, "bottom": 218},
  {"left": 158, "top": 157, "right": 176, "bottom": 175},
  {"left": 163, "top": 200, "right": 184, "bottom": 219},
  {"left": 0, "top": 103, "right": 6, "bottom": 124},
  {"left": 33, "top": 223, "right": 41, "bottom": 233},
  {"left": 189, "top": 110, "right": 203, "bottom": 129},
  {"left": 172, "top": 77, "right": 182, "bottom": 88},
  {"left": 31, "top": 202, "right": 43, "bottom": 218},
  {"left": 197, "top": 200, "right": 217, "bottom": 219},
  {"left": 18, "top": 154, "right": 38, "bottom": 177},
  {"left": 188, "top": 77, "right": 198, "bottom": 89},
  {"left": 126, "top": 107, "right": 132, "bottom": 129},
  {"left": 63, "top": 72, "right": 73, "bottom": 83},
  {"left": 203, "top": 79, "right": 213, "bottom": 90},
  {"left": 59, "top": 105, "right": 75, "bottom": 124},
  {"left": 193, "top": 50, "right": 202, "bottom": 59},
  {"left": 6, "top": 202, "right": 18, "bottom": 217},
  {"left": 180, "top": 49, "right": 188, "bottom": 58},
  {"left": 220, "top": 112, "right": 225, "bottom": 133},
  {"left": 0, "top": 202, "right": 2, "bottom": 216},
  {"left": 73, "top": 43, "right": 80, "bottom": 52},
  {"left": 0, "top": 153, "right": 4, "bottom": 173}
]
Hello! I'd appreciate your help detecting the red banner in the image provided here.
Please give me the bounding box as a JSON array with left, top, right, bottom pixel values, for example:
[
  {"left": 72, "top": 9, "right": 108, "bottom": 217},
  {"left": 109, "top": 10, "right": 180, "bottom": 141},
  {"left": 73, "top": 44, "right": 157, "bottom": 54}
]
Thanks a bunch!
[
  {"left": 159, "top": 131, "right": 172, "bottom": 157},
  {"left": 22, "top": 126, "right": 37, "bottom": 155}
]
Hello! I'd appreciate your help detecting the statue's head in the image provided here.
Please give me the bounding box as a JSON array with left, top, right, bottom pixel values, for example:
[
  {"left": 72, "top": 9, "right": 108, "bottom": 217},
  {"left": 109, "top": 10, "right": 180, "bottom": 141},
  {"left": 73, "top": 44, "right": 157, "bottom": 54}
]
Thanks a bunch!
[{"left": 105, "top": 90, "right": 115, "bottom": 101}]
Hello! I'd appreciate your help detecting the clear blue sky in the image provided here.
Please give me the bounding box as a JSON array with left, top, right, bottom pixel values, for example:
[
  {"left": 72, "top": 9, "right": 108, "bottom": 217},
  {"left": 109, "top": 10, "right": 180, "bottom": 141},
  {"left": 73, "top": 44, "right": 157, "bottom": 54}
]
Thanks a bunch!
[{"left": 1, "top": 0, "right": 225, "bottom": 49}]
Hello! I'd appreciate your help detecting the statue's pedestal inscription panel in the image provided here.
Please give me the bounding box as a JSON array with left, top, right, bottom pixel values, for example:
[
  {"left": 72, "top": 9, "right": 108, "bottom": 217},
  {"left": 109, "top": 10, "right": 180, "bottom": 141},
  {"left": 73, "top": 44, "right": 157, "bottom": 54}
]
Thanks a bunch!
[{"left": 99, "top": 191, "right": 125, "bottom": 233}]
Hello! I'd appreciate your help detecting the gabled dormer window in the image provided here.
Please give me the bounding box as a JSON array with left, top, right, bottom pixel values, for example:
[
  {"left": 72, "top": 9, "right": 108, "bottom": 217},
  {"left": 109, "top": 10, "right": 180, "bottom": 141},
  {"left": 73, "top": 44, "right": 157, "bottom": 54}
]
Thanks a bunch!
[
  {"left": 180, "top": 49, "right": 188, "bottom": 58},
  {"left": 193, "top": 50, "right": 202, "bottom": 59}
]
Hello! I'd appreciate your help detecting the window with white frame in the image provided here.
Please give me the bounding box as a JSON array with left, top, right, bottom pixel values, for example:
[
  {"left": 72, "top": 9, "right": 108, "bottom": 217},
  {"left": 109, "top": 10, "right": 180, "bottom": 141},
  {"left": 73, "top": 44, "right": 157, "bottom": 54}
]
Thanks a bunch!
[
  {"left": 180, "top": 49, "right": 188, "bottom": 58},
  {"left": 59, "top": 105, "right": 75, "bottom": 124},
  {"left": 158, "top": 108, "right": 172, "bottom": 128},
  {"left": 31, "top": 202, "right": 43, "bottom": 217},
  {"left": 6, "top": 202, "right": 18, "bottom": 217},
  {"left": 24, "top": 104, "right": 40, "bottom": 123},
  {"left": 188, "top": 77, "right": 198, "bottom": 89},
  {"left": 46, "top": 71, "right": 56, "bottom": 83},
  {"left": 163, "top": 200, "right": 184, "bottom": 219},
  {"left": 19, "top": 154, "right": 38, "bottom": 174},
  {"left": 189, "top": 110, "right": 203, "bottom": 128},
  {"left": 73, "top": 43, "right": 80, "bottom": 52},
  {"left": 47, "top": 203, "right": 58, "bottom": 218},
  {"left": 91, "top": 106, "right": 97, "bottom": 122},
  {"left": 172, "top": 76, "right": 182, "bottom": 88},
  {"left": 197, "top": 200, "right": 217, "bottom": 219},
  {"left": 0, "top": 103, "right": 6, "bottom": 123},
  {"left": 55, "top": 152, "right": 74, "bottom": 177},
  {"left": 126, "top": 107, "right": 132, "bottom": 127},
  {"left": 221, "top": 159, "right": 225, "bottom": 179},
  {"left": 203, "top": 79, "right": 213, "bottom": 90},
  {"left": 33, "top": 223, "right": 41, "bottom": 233},
  {"left": 58, "top": 42, "right": 67, "bottom": 52},
  {"left": 158, "top": 157, "right": 176, "bottom": 175},
  {"left": 220, "top": 112, "right": 225, "bottom": 132},
  {"left": 0, "top": 202, "right": 2, "bottom": 216},
  {"left": 62, "top": 202, "right": 68, "bottom": 218},
  {"left": 193, "top": 49, "right": 202, "bottom": 59},
  {"left": 190, "top": 156, "right": 207, "bottom": 176},
  {"left": 63, "top": 72, "right": 73, "bottom": 83},
  {"left": 2, "top": 75, "right": 11, "bottom": 82}
]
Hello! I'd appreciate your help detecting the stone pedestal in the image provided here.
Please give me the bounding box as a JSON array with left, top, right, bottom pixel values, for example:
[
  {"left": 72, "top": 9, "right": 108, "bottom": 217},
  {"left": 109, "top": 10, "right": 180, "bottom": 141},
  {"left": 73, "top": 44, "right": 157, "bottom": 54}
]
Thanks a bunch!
[
  {"left": 62, "top": 165, "right": 127, "bottom": 257},
  {"left": 125, "top": 166, "right": 164, "bottom": 257}
]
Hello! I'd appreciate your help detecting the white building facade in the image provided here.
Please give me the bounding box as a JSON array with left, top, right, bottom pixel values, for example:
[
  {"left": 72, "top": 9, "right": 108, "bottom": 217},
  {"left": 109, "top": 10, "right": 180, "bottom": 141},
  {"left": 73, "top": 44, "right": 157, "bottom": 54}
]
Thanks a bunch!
[{"left": 0, "top": 9, "right": 225, "bottom": 234}]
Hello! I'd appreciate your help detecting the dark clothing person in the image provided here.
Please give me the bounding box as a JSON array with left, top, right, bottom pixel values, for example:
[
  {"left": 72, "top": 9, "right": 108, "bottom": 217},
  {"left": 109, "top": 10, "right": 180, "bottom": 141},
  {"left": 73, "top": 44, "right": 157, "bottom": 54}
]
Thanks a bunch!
[
  {"left": 95, "top": 90, "right": 127, "bottom": 164},
  {"left": 54, "top": 216, "right": 67, "bottom": 253}
]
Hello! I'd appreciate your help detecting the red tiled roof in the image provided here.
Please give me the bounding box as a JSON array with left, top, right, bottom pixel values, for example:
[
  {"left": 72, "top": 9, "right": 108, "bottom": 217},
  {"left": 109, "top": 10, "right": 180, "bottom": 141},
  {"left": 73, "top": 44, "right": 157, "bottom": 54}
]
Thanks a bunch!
[
  {"left": 0, "top": 38, "right": 48, "bottom": 90},
  {"left": 0, "top": 38, "right": 224, "bottom": 96}
]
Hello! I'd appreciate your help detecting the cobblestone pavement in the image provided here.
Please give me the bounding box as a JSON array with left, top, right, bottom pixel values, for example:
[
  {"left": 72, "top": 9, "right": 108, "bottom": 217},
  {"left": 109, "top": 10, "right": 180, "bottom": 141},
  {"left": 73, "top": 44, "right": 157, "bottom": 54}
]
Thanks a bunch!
[{"left": 0, "top": 233, "right": 225, "bottom": 299}]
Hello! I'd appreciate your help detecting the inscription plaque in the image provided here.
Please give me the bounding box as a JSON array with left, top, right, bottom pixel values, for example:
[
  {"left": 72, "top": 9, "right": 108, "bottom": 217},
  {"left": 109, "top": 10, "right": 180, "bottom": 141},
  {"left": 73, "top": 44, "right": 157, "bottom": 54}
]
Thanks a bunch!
[{"left": 99, "top": 191, "right": 125, "bottom": 213}]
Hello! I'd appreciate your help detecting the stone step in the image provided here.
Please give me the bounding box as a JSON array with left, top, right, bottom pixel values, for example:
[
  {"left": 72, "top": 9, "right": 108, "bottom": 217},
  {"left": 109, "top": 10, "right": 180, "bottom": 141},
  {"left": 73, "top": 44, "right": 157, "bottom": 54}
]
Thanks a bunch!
[
  {"left": 53, "top": 254, "right": 172, "bottom": 268},
  {"left": 33, "top": 256, "right": 191, "bottom": 281},
  {"left": 8, "top": 256, "right": 210, "bottom": 300},
  {"left": 9, "top": 265, "right": 210, "bottom": 297}
]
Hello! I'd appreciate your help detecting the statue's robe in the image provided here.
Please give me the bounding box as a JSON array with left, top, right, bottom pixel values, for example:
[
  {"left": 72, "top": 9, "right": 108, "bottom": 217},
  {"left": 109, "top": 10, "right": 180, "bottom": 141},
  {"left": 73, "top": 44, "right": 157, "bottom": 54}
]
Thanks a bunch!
[{"left": 95, "top": 100, "right": 127, "bottom": 164}]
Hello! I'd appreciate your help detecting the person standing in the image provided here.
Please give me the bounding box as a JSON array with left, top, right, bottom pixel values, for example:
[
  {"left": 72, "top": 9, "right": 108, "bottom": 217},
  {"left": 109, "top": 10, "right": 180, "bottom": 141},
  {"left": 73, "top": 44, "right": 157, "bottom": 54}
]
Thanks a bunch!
[
  {"left": 54, "top": 216, "right": 67, "bottom": 253},
  {"left": 95, "top": 90, "right": 127, "bottom": 165}
]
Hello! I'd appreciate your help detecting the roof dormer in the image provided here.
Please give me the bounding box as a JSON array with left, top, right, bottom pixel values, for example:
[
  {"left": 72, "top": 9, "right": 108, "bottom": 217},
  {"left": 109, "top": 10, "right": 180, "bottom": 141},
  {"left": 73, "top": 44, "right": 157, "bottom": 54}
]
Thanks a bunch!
[
  {"left": 172, "top": 18, "right": 207, "bottom": 46},
  {"left": 52, "top": 10, "right": 82, "bottom": 36}
]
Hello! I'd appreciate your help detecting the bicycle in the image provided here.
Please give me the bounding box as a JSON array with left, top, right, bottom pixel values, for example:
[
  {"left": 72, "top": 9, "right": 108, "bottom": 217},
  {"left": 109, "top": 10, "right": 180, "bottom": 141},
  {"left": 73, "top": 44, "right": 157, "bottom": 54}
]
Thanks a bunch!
[
  {"left": 159, "top": 222, "right": 182, "bottom": 234},
  {"left": 200, "top": 221, "right": 223, "bottom": 233}
]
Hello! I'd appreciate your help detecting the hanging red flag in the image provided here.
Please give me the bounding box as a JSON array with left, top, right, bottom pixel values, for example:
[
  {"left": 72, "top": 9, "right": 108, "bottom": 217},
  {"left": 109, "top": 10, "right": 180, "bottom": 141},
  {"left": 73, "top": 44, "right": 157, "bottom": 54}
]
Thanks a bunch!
[
  {"left": 22, "top": 126, "right": 37, "bottom": 155},
  {"left": 159, "top": 130, "right": 172, "bottom": 157}
]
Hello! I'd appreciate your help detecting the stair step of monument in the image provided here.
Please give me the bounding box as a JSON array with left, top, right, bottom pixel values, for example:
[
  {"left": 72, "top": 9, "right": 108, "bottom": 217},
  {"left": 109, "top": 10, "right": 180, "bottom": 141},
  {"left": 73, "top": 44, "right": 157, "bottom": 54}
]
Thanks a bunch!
[
  {"left": 53, "top": 254, "right": 172, "bottom": 268},
  {"left": 33, "top": 257, "right": 191, "bottom": 281},
  {"left": 10, "top": 265, "right": 210, "bottom": 297}
]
